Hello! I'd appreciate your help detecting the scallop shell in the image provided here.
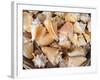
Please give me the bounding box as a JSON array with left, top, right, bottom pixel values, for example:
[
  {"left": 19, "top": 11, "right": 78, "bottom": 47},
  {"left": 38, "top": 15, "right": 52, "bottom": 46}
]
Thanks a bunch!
[
  {"left": 68, "top": 47, "right": 86, "bottom": 57},
  {"left": 68, "top": 56, "right": 87, "bottom": 67},
  {"left": 44, "top": 17, "right": 58, "bottom": 40},
  {"left": 23, "top": 12, "right": 33, "bottom": 32},
  {"left": 24, "top": 42, "right": 33, "bottom": 59},
  {"left": 59, "top": 22, "right": 73, "bottom": 37},
  {"left": 42, "top": 47, "right": 62, "bottom": 65}
]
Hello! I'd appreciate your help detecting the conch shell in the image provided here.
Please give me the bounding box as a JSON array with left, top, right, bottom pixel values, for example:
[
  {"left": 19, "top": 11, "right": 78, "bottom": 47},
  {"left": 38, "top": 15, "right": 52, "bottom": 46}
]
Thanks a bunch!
[
  {"left": 68, "top": 56, "right": 87, "bottom": 67},
  {"left": 42, "top": 47, "right": 62, "bottom": 65}
]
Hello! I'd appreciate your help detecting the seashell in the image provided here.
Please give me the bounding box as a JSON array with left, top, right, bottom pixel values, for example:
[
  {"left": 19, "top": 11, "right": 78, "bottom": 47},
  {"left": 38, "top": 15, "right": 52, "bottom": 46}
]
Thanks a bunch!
[
  {"left": 73, "top": 22, "right": 83, "bottom": 34},
  {"left": 68, "top": 56, "right": 87, "bottom": 67},
  {"left": 42, "top": 12, "right": 53, "bottom": 18},
  {"left": 53, "top": 16, "right": 65, "bottom": 28},
  {"left": 54, "top": 12, "right": 65, "bottom": 19},
  {"left": 58, "top": 34, "right": 71, "bottom": 49},
  {"left": 32, "top": 54, "right": 47, "bottom": 68},
  {"left": 36, "top": 33, "right": 54, "bottom": 46},
  {"left": 78, "top": 34, "right": 87, "bottom": 46},
  {"left": 23, "top": 12, "right": 33, "bottom": 32},
  {"left": 23, "top": 42, "right": 33, "bottom": 59},
  {"left": 68, "top": 47, "right": 86, "bottom": 57},
  {"left": 83, "top": 32, "right": 91, "bottom": 43},
  {"left": 37, "top": 13, "right": 46, "bottom": 23},
  {"left": 59, "top": 22, "right": 73, "bottom": 37},
  {"left": 31, "top": 18, "right": 42, "bottom": 41},
  {"left": 65, "top": 13, "right": 80, "bottom": 23},
  {"left": 44, "top": 17, "right": 58, "bottom": 40},
  {"left": 79, "top": 22, "right": 86, "bottom": 32},
  {"left": 87, "top": 21, "right": 91, "bottom": 32},
  {"left": 42, "top": 47, "right": 62, "bottom": 65},
  {"left": 69, "top": 34, "right": 80, "bottom": 47},
  {"left": 80, "top": 14, "right": 90, "bottom": 23}
]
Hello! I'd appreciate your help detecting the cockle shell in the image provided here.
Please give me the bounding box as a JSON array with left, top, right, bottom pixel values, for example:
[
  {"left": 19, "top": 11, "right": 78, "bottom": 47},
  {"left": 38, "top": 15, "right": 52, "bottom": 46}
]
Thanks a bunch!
[{"left": 42, "top": 47, "right": 62, "bottom": 65}]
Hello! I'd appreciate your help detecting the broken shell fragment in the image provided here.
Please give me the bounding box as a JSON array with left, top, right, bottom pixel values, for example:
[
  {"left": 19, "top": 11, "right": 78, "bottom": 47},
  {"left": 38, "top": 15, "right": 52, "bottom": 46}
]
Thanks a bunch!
[
  {"left": 68, "top": 56, "right": 87, "bottom": 67},
  {"left": 42, "top": 47, "right": 62, "bottom": 65},
  {"left": 68, "top": 47, "right": 86, "bottom": 57},
  {"left": 32, "top": 54, "right": 47, "bottom": 68},
  {"left": 24, "top": 42, "right": 33, "bottom": 59},
  {"left": 23, "top": 12, "right": 33, "bottom": 32},
  {"left": 44, "top": 17, "right": 58, "bottom": 40}
]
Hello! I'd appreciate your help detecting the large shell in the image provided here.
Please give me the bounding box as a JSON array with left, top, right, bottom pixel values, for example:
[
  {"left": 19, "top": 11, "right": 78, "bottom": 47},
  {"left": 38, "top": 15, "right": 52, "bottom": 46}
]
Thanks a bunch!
[
  {"left": 23, "top": 12, "right": 33, "bottom": 32},
  {"left": 23, "top": 42, "right": 33, "bottom": 59},
  {"left": 44, "top": 17, "right": 58, "bottom": 40},
  {"left": 42, "top": 47, "right": 62, "bottom": 65},
  {"left": 68, "top": 56, "right": 87, "bottom": 67}
]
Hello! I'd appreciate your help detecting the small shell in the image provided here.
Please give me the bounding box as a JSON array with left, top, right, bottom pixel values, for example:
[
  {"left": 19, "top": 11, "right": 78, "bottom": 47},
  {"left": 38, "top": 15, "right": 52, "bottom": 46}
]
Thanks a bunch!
[
  {"left": 59, "top": 22, "right": 73, "bottom": 37},
  {"left": 59, "top": 34, "right": 71, "bottom": 49},
  {"left": 80, "top": 14, "right": 90, "bottom": 23},
  {"left": 37, "top": 13, "right": 46, "bottom": 23},
  {"left": 79, "top": 22, "right": 86, "bottom": 32},
  {"left": 65, "top": 13, "right": 79, "bottom": 23},
  {"left": 68, "top": 47, "right": 86, "bottom": 57},
  {"left": 74, "top": 22, "right": 83, "bottom": 34},
  {"left": 23, "top": 12, "right": 33, "bottom": 32},
  {"left": 32, "top": 54, "right": 47, "bottom": 68},
  {"left": 68, "top": 56, "right": 87, "bottom": 67},
  {"left": 24, "top": 42, "right": 33, "bottom": 59},
  {"left": 69, "top": 34, "right": 80, "bottom": 47},
  {"left": 83, "top": 32, "right": 91, "bottom": 43},
  {"left": 42, "top": 47, "right": 62, "bottom": 65},
  {"left": 54, "top": 12, "right": 65, "bottom": 19},
  {"left": 87, "top": 21, "right": 91, "bottom": 32},
  {"left": 78, "top": 34, "right": 87, "bottom": 46},
  {"left": 42, "top": 12, "right": 52, "bottom": 18},
  {"left": 44, "top": 17, "right": 58, "bottom": 40}
]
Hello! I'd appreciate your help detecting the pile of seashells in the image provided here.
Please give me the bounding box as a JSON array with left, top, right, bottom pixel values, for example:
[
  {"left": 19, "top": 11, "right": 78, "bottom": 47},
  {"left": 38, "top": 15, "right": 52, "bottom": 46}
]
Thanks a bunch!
[{"left": 23, "top": 10, "right": 91, "bottom": 69}]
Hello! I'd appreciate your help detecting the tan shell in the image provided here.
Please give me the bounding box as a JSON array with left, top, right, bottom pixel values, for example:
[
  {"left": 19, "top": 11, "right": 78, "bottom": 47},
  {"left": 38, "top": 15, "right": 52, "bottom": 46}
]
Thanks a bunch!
[
  {"left": 87, "top": 21, "right": 91, "bottom": 32},
  {"left": 78, "top": 34, "right": 87, "bottom": 46},
  {"left": 24, "top": 42, "right": 33, "bottom": 59},
  {"left": 44, "top": 17, "right": 58, "bottom": 40},
  {"left": 68, "top": 47, "right": 86, "bottom": 57},
  {"left": 59, "top": 22, "right": 73, "bottom": 37},
  {"left": 42, "top": 47, "right": 61, "bottom": 65},
  {"left": 68, "top": 56, "right": 87, "bottom": 67},
  {"left": 83, "top": 32, "right": 91, "bottom": 43},
  {"left": 74, "top": 22, "right": 83, "bottom": 34},
  {"left": 69, "top": 34, "right": 80, "bottom": 47},
  {"left": 65, "top": 13, "right": 79, "bottom": 23},
  {"left": 59, "top": 34, "right": 71, "bottom": 49},
  {"left": 80, "top": 14, "right": 90, "bottom": 23},
  {"left": 23, "top": 12, "right": 33, "bottom": 32}
]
